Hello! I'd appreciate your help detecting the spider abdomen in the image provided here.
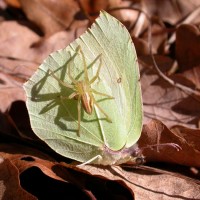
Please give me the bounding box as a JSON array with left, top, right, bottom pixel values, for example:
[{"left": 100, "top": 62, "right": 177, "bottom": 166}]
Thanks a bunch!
[
  {"left": 75, "top": 81, "right": 93, "bottom": 114},
  {"left": 81, "top": 92, "right": 93, "bottom": 114}
]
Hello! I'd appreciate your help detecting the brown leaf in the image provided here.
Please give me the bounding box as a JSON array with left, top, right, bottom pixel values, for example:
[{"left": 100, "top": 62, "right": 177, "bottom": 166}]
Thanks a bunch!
[
  {"left": 0, "top": 21, "right": 39, "bottom": 61},
  {"left": 132, "top": 37, "right": 149, "bottom": 56},
  {"left": 138, "top": 21, "right": 168, "bottom": 54},
  {"left": 80, "top": 0, "right": 109, "bottom": 15},
  {"left": 58, "top": 163, "right": 135, "bottom": 200},
  {"left": 0, "top": 144, "right": 87, "bottom": 199},
  {"left": 142, "top": 0, "right": 200, "bottom": 25},
  {"left": 0, "top": 72, "right": 25, "bottom": 112},
  {"left": 0, "top": 158, "right": 36, "bottom": 200},
  {"left": 141, "top": 55, "right": 200, "bottom": 128},
  {"left": 1, "top": 144, "right": 133, "bottom": 199},
  {"left": 182, "top": 65, "right": 200, "bottom": 90},
  {"left": 171, "top": 125, "right": 200, "bottom": 153},
  {"left": 176, "top": 24, "right": 200, "bottom": 71},
  {"left": 19, "top": 0, "right": 80, "bottom": 36},
  {"left": 0, "top": 21, "right": 76, "bottom": 64},
  {"left": 78, "top": 164, "right": 200, "bottom": 200},
  {"left": 0, "top": 58, "right": 36, "bottom": 112},
  {"left": 138, "top": 119, "right": 200, "bottom": 167},
  {"left": 4, "top": 101, "right": 36, "bottom": 139},
  {"left": 5, "top": 0, "right": 21, "bottom": 8}
]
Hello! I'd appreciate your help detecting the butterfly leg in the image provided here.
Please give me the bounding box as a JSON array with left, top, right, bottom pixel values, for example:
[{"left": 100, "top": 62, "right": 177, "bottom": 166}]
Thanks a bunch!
[{"left": 78, "top": 155, "right": 102, "bottom": 166}]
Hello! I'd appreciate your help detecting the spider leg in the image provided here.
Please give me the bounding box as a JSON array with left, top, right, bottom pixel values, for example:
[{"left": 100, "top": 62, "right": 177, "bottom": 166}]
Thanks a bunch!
[
  {"left": 79, "top": 47, "right": 90, "bottom": 83},
  {"left": 68, "top": 92, "right": 78, "bottom": 99},
  {"left": 91, "top": 89, "right": 114, "bottom": 99},
  {"left": 77, "top": 96, "right": 81, "bottom": 136},
  {"left": 92, "top": 96, "right": 112, "bottom": 123},
  {"left": 68, "top": 64, "right": 78, "bottom": 84},
  {"left": 48, "top": 69, "right": 74, "bottom": 89},
  {"left": 59, "top": 92, "right": 77, "bottom": 100},
  {"left": 89, "top": 54, "right": 102, "bottom": 84},
  {"left": 67, "top": 48, "right": 81, "bottom": 84}
]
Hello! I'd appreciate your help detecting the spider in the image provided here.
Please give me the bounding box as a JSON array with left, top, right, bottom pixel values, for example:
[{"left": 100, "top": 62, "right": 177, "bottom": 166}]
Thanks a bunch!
[{"left": 49, "top": 46, "right": 114, "bottom": 136}]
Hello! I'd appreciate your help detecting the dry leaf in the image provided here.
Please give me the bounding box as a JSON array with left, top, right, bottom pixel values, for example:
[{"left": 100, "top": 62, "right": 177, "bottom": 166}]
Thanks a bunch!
[
  {"left": 19, "top": 0, "right": 80, "bottom": 36},
  {"left": 182, "top": 65, "right": 200, "bottom": 90},
  {"left": 139, "top": 119, "right": 200, "bottom": 167},
  {"left": 142, "top": 0, "right": 200, "bottom": 25},
  {"left": 77, "top": 164, "right": 200, "bottom": 200},
  {"left": 0, "top": 72, "right": 25, "bottom": 112},
  {"left": 176, "top": 24, "right": 200, "bottom": 71},
  {"left": 0, "top": 158, "right": 36, "bottom": 200},
  {"left": 141, "top": 55, "right": 200, "bottom": 128},
  {"left": 1, "top": 1, "right": 200, "bottom": 199},
  {"left": 5, "top": 0, "right": 21, "bottom": 8}
]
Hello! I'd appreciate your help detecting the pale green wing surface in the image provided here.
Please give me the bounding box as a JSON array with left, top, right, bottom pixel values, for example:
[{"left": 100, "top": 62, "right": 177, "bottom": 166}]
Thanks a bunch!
[{"left": 24, "top": 11, "right": 142, "bottom": 163}]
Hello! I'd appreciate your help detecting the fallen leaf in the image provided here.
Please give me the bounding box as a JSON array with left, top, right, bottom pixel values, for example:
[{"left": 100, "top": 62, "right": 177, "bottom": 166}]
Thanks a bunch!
[
  {"left": 181, "top": 65, "right": 200, "bottom": 90},
  {"left": 0, "top": 72, "right": 25, "bottom": 112},
  {"left": 0, "top": 21, "right": 77, "bottom": 64},
  {"left": 56, "top": 163, "right": 135, "bottom": 199},
  {"left": 0, "top": 157, "right": 36, "bottom": 200},
  {"left": 142, "top": 0, "right": 200, "bottom": 25},
  {"left": 176, "top": 24, "right": 200, "bottom": 71},
  {"left": 19, "top": 0, "right": 80, "bottom": 36},
  {"left": 0, "top": 144, "right": 134, "bottom": 199},
  {"left": 1, "top": 2, "right": 200, "bottom": 199},
  {"left": 0, "top": 21, "right": 39, "bottom": 61},
  {"left": 171, "top": 125, "right": 200, "bottom": 152},
  {"left": 138, "top": 119, "right": 200, "bottom": 167},
  {"left": 5, "top": 0, "right": 21, "bottom": 8},
  {"left": 141, "top": 55, "right": 200, "bottom": 128},
  {"left": 78, "top": 164, "right": 200, "bottom": 200}
]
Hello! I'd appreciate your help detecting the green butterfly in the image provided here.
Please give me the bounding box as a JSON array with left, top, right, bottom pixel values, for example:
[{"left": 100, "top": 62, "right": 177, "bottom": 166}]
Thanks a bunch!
[{"left": 24, "top": 11, "right": 143, "bottom": 165}]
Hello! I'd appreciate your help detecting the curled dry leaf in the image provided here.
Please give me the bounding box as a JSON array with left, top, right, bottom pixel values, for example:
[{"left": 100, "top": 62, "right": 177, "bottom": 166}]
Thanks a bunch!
[
  {"left": 19, "top": 0, "right": 80, "bottom": 36},
  {"left": 176, "top": 24, "right": 200, "bottom": 72},
  {"left": 142, "top": 0, "right": 200, "bottom": 25},
  {"left": 0, "top": 144, "right": 134, "bottom": 199},
  {"left": 181, "top": 65, "right": 200, "bottom": 90},
  {"left": 77, "top": 164, "right": 200, "bottom": 200},
  {"left": 5, "top": 0, "right": 21, "bottom": 8},
  {"left": 0, "top": 72, "right": 25, "bottom": 112},
  {"left": 0, "top": 158, "right": 36, "bottom": 200},
  {"left": 132, "top": 37, "right": 149, "bottom": 56},
  {"left": 80, "top": 0, "right": 110, "bottom": 16},
  {"left": 56, "top": 163, "right": 135, "bottom": 199},
  {"left": 0, "top": 21, "right": 39, "bottom": 61},
  {"left": 0, "top": 59, "right": 36, "bottom": 112},
  {"left": 0, "top": 144, "right": 88, "bottom": 199},
  {"left": 171, "top": 125, "right": 200, "bottom": 162},
  {"left": 138, "top": 119, "right": 200, "bottom": 167},
  {"left": 141, "top": 55, "right": 200, "bottom": 128},
  {"left": 0, "top": 21, "right": 76, "bottom": 64}
]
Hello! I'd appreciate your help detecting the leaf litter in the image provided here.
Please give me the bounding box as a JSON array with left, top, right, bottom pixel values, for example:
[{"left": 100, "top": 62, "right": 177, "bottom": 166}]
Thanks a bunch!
[{"left": 1, "top": 0, "right": 200, "bottom": 199}]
